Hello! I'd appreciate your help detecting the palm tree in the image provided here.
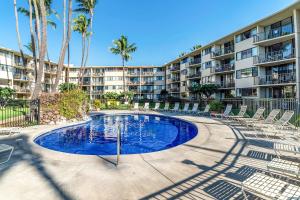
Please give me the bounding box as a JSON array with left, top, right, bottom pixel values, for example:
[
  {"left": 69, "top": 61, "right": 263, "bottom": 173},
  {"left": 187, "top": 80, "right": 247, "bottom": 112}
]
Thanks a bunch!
[
  {"left": 52, "top": 0, "right": 72, "bottom": 92},
  {"left": 74, "top": 0, "right": 98, "bottom": 67},
  {"left": 110, "top": 35, "right": 137, "bottom": 92},
  {"left": 13, "top": 0, "right": 26, "bottom": 66},
  {"left": 72, "top": 14, "right": 90, "bottom": 86},
  {"left": 190, "top": 44, "right": 202, "bottom": 51}
]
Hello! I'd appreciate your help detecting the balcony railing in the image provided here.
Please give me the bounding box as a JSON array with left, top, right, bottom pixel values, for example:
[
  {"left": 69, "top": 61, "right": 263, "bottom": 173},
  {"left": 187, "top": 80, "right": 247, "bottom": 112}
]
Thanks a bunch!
[
  {"left": 13, "top": 86, "right": 31, "bottom": 93},
  {"left": 93, "top": 81, "right": 104, "bottom": 85},
  {"left": 13, "top": 74, "right": 29, "bottom": 81},
  {"left": 254, "top": 73, "right": 296, "bottom": 85},
  {"left": 171, "top": 77, "right": 180, "bottom": 82},
  {"left": 211, "top": 46, "right": 234, "bottom": 58},
  {"left": 141, "top": 72, "right": 154, "bottom": 76},
  {"left": 141, "top": 90, "right": 154, "bottom": 93},
  {"left": 253, "top": 26, "right": 294, "bottom": 43},
  {"left": 189, "top": 58, "right": 201, "bottom": 66},
  {"left": 127, "top": 81, "right": 139, "bottom": 85},
  {"left": 186, "top": 72, "right": 201, "bottom": 79},
  {"left": 127, "top": 72, "right": 140, "bottom": 76},
  {"left": 211, "top": 63, "right": 235, "bottom": 73},
  {"left": 143, "top": 81, "right": 154, "bottom": 85},
  {"left": 170, "top": 88, "right": 180, "bottom": 92},
  {"left": 253, "top": 49, "right": 295, "bottom": 65},
  {"left": 93, "top": 72, "right": 104, "bottom": 76},
  {"left": 170, "top": 64, "right": 180, "bottom": 71},
  {"left": 219, "top": 81, "right": 235, "bottom": 88}
]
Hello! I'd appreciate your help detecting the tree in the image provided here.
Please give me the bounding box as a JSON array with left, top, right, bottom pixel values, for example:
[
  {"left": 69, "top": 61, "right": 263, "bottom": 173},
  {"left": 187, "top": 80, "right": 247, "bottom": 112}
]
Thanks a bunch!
[
  {"left": 190, "top": 44, "right": 202, "bottom": 51},
  {"left": 178, "top": 52, "right": 186, "bottom": 57},
  {"left": 190, "top": 83, "right": 220, "bottom": 99},
  {"left": 74, "top": 0, "right": 98, "bottom": 67},
  {"left": 120, "top": 91, "right": 134, "bottom": 102},
  {"left": 160, "top": 89, "right": 169, "bottom": 100},
  {"left": 72, "top": 14, "right": 90, "bottom": 86},
  {"left": 52, "top": 0, "right": 72, "bottom": 92},
  {"left": 103, "top": 92, "right": 120, "bottom": 100},
  {"left": 0, "top": 87, "right": 16, "bottom": 108},
  {"left": 110, "top": 35, "right": 137, "bottom": 92},
  {"left": 59, "top": 83, "right": 78, "bottom": 92}
]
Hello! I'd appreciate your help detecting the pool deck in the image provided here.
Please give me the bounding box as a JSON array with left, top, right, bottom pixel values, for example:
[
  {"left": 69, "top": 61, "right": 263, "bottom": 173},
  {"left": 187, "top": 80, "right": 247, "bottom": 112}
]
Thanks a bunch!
[{"left": 0, "top": 110, "right": 299, "bottom": 200}]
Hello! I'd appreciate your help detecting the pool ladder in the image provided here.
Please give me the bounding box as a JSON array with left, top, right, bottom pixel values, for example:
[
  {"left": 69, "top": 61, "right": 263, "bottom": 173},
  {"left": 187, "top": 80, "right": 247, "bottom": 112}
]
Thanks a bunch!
[{"left": 116, "top": 126, "right": 121, "bottom": 166}]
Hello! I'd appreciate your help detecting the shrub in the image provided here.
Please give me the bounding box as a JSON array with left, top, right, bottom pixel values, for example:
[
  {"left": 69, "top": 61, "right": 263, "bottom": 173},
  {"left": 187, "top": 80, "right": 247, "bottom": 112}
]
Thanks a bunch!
[
  {"left": 209, "top": 101, "right": 224, "bottom": 113},
  {"left": 58, "top": 83, "right": 78, "bottom": 92},
  {"left": 58, "top": 89, "right": 88, "bottom": 119},
  {"left": 103, "top": 92, "right": 120, "bottom": 100}
]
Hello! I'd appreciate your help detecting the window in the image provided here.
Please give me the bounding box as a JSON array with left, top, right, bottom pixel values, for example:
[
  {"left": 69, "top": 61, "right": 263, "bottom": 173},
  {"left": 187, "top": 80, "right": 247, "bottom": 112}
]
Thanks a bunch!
[
  {"left": 236, "top": 67, "right": 258, "bottom": 79},
  {"left": 236, "top": 47, "right": 257, "bottom": 60},
  {"left": 155, "top": 76, "right": 164, "bottom": 81},
  {"left": 204, "top": 61, "right": 212, "bottom": 69},
  {"left": 204, "top": 47, "right": 212, "bottom": 55},
  {"left": 236, "top": 88, "right": 257, "bottom": 97},
  {"left": 235, "top": 28, "right": 257, "bottom": 43},
  {"left": 181, "top": 69, "right": 187, "bottom": 75}
]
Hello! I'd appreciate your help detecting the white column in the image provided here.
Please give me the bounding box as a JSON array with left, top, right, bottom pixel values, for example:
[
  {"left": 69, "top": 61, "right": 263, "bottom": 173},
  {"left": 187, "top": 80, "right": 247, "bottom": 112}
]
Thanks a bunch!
[{"left": 293, "top": 9, "right": 300, "bottom": 99}]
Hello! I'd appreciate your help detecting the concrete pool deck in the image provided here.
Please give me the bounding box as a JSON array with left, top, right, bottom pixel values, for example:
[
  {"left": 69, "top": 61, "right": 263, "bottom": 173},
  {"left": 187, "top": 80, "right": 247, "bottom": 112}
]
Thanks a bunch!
[{"left": 0, "top": 110, "right": 298, "bottom": 200}]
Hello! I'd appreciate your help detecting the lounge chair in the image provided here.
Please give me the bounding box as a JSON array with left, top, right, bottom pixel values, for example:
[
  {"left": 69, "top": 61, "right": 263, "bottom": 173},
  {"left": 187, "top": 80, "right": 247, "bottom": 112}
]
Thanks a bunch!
[
  {"left": 160, "top": 102, "right": 169, "bottom": 112},
  {"left": 142, "top": 102, "right": 150, "bottom": 111},
  {"left": 0, "top": 144, "right": 14, "bottom": 165},
  {"left": 133, "top": 102, "right": 139, "bottom": 110},
  {"left": 152, "top": 102, "right": 160, "bottom": 111},
  {"left": 238, "top": 107, "right": 265, "bottom": 125},
  {"left": 181, "top": 103, "right": 190, "bottom": 113},
  {"left": 198, "top": 104, "right": 210, "bottom": 116},
  {"left": 170, "top": 102, "right": 180, "bottom": 112},
  {"left": 0, "top": 127, "right": 21, "bottom": 136},
  {"left": 267, "top": 158, "right": 300, "bottom": 178},
  {"left": 213, "top": 104, "right": 233, "bottom": 119},
  {"left": 273, "top": 142, "right": 300, "bottom": 157},
  {"left": 249, "top": 109, "right": 281, "bottom": 130},
  {"left": 242, "top": 172, "right": 300, "bottom": 200},
  {"left": 227, "top": 105, "right": 248, "bottom": 120},
  {"left": 187, "top": 103, "right": 199, "bottom": 115}
]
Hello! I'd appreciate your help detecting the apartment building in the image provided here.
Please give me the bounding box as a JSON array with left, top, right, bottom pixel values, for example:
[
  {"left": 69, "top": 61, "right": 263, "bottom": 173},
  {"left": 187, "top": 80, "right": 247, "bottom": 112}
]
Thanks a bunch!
[
  {"left": 68, "top": 66, "right": 165, "bottom": 100},
  {"left": 165, "top": 2, "right": 300, "bottom": 100},
  {"left": 0, "top": 46, "right": 64, "bottom": 99}
]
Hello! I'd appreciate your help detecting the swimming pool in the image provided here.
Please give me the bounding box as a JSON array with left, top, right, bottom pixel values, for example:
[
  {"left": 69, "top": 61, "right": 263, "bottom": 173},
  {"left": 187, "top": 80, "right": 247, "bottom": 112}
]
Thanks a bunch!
[{"left": 34, "top": 114, "right": 198, "bottom": 155}]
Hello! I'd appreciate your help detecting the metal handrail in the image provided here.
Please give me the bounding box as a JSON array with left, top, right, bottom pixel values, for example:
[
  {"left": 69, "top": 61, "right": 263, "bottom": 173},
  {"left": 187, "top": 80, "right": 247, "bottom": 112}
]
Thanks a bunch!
[{"left": 116, "top": 125, "right": 121, "bottom": 166}]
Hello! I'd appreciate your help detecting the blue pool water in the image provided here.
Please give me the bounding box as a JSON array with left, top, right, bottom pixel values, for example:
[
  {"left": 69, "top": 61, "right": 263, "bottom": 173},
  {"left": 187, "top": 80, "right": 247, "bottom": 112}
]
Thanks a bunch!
[{"left": 34, "top": 114, "right": 198, "bottom": 155}]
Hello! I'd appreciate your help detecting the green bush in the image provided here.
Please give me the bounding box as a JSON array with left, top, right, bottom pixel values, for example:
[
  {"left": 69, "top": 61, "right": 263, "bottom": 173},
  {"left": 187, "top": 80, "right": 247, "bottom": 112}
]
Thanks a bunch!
[
  {"left": 58, "top": 83, "right": 78, "bottom": 92},
  {"left": 58, "top": 89, "right": 88, "bottom": 119},
  {"left": 209, "top": 101, "right": 224, "bottom": 113}
]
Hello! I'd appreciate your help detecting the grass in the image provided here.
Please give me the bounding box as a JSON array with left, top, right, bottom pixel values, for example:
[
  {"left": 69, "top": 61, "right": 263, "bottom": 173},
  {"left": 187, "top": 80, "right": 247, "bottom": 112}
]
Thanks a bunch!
[{"left": 0, "top": 107, "right": 29, "bottom": 120}]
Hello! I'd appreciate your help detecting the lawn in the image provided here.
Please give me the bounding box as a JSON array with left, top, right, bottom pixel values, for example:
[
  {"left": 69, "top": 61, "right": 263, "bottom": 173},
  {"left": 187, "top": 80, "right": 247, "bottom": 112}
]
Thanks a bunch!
[{"left": 0, "top": 107, "right": 29, "bottom": 120}]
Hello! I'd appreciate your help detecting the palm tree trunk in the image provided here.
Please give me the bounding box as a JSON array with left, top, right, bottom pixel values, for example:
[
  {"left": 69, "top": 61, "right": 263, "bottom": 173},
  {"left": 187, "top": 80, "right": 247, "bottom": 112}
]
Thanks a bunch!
[
  {"left": 83, "top": 10, "right": 93, "bottom": 67},
  {"left": 29, "top": 0, "right": 38, "bottom": 83},
  {"left": 32, "top": 0, "right": 47, "bottom": 99},
  {"left": 122, "top": 58, "right": 125, "bottom": 92},
  {"left": 79, "top": 34, "right": 86, "bottom": 88},
  {"left": 13, "top": 0, "right": 26, "bottom": 66},
  {"left": 53, "top": 0, "right": 72, "bottom": 92}
]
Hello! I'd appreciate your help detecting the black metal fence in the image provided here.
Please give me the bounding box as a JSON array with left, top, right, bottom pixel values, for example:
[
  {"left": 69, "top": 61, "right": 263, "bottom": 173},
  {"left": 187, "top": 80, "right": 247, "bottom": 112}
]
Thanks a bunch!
[{"left": 0, "top": 99, "right": 40, "bottom": 127}]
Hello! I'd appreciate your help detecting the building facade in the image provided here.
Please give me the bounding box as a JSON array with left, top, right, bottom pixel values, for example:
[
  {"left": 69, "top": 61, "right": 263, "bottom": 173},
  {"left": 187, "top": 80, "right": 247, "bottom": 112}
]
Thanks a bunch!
[
  {"left": 68, "top": 66, "right": 165, "bottom": 100},
  {"left": 0, "top": 46, "right": 64, "bottom": 99},
  {"left": 164, "top": 2, "right": 300, "bottom": 100}
]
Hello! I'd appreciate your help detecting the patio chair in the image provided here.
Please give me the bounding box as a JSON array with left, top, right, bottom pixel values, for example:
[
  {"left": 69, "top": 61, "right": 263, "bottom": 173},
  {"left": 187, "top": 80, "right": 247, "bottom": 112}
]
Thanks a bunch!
[
  {"left": 273, "top": 142, "right": 300, "bottom": 157},
  {"left": 187, "top": 103, "right": 199, "bottom": 115},
  {"left": 198, "top": 104, "right": 210, "bottom": 116},
  {"left": 142, "top": 102, "right": 150, "bottom": 111},
  {"left": 181, "top": 103, "right": 190, "bottom": 113},
  {"left": 0, "top": 144, "right": 14, "bottom": 165},
  {"left": 170, "top": 102, "right": 180, "bottom": 112},
  {"left": 227, "top": 105, "right": 248, "bottom": 120},
  {"left": 250, "top": 109, "right": 281, "bottom": 130},
  {"left": 242, "top": 172, "right": 300, "bottom": 200},
  {"left": 133, "top": 102, "right": 139, "bottom": 110},
  {"left": 0, "top": 127, "right": 21, "bottom": 136},
  {"left": 159, "top": 102, "right": 169, "bottom": 112},
  {"left": 267, "top": 158, "right": 300, "bottom": 178},
  {"left": 152, "top": 102, "right": 160, "bottom": 111},
  {"left": 213, "top": 104, "right": 233, "bottom": 119},
  {"left": 238, "top": 107, "right": 265, "bottom": 125}
]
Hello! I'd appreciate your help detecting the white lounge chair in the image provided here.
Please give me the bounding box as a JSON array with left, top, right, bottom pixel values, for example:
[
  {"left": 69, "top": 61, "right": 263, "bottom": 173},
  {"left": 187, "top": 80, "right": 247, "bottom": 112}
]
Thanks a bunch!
[
  {"left": 160, "top": 102, "right": 169, "bottom": 112},
  {"left": 213, "top": 104, "right": 232, "bottom": 119},
  {"left": 181, "top": 103, "right": 190, "bottom": 113},
  {"left": 267, "top": 158, "right": 300, "bottom": 178},
  {"left": 187, "top": 103, "right": 199, "bottom": 115},
  {"left": 249, "top": 109, "right": 280, "bottom": 130},
  {"left": 227, "top": 105, "right": 248, "bottom": 120},
  {"left": 133, "top": 102, "right": 139, "bottom": 110},
  {"left": 152, "top": 102, "right": 160, "bottom": 111},
  {"left": 0, "top": 127, "right": 21, "bottom": 136},
  {"left": 0, "top": 144, "right": 14, "bottom": 165},
  {"left": 143, "top": 102, "right": 150, "bottom": 111},
  {"left": 170, "top": 102, "right": 180, "bottom": 112},
  {"left": 238, "top": 107, "right": 265, "bottom": 125},
  {"left": 242, "top": 172, "right": 300, "bottom": 200},
  {"left": 197, "top": 104, "right": 210, "bottom": 116}
]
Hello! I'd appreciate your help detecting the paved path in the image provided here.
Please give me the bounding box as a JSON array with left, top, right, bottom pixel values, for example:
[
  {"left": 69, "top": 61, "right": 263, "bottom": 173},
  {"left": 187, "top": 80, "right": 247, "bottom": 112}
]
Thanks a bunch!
[{"left": 0, "top": 110, "right": 297, "bottom": 200}]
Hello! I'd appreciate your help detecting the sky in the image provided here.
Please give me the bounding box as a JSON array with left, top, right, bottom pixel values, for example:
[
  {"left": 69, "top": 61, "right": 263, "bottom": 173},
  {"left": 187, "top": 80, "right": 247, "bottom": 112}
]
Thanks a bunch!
[{"left": 0, "top": 0, "right": 297, "bottom": 66}]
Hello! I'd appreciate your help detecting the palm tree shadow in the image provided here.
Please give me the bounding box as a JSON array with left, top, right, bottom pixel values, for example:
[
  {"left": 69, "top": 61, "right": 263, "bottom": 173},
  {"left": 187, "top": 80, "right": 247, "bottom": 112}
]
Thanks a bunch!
[{"left": 0, "top": 135, "right": 75, "bottom": 200}]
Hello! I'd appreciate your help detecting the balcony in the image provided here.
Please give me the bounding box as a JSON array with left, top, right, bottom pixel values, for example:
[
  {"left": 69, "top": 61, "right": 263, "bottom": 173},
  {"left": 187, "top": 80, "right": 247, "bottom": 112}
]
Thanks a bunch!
[
  {"left": 170, "top": 88, "right": 180, "bottom": 93},
  {"left": 127, "top": 72, "right": 140, "bottom": 76},
  {"left": 13, "top": 74, "right": 29, "bottom": 81},
  {"left": 171, "top": 77, "right": 180, "bottom": 82},
  {"left": 13, "top": 86, "right": 31, "bottom": 94},
  {"left": 253, "top": 49, "right": 295, "bottom": 66},
  {"left": 211, "top": 46, "right": 234, "bottom": 59},
  {"left": 141, "top": 90, "right": 154, "bottom": 93},
  {"left": 254, "top": 73, "right": 296, "bottom": 86},
  {"left": 44, "top": 78, "right": 52, "bottom": 84},
  {"left": 253, "top": 27, "right": 294, "bottom": 46},
  {"left": 143, "top": 81, "right": 154, "bottom": 85},
  {"left": 186, "top": 72, "right": 201, "bottom": 79},
  {"left": 189, "top": 58, "right": 201, "bottom": 66},
  {"left": 127, "top": 81, "right": 139, "bottom": 85},
  {"left": 211, "top": 63, "right": 235, "bottom": 74},
  {"left": 141, "top": 72, "right": 154, "bottom": 76},
  {"left": 93, "top": 72, "right": 104, "bottom": 76},
  {"left": 170, "top": 65, "right": 180, "bottom": 72},
  {"left": 219, "top": 81, "right": 235, "bottom": 89},
  {"left": 93, "top": 81, "right": 104, "bottom": 85}
]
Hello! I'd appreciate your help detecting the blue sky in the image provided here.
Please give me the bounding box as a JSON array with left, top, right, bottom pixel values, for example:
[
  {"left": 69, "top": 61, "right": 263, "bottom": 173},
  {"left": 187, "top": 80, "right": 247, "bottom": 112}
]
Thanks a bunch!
[{"left": 0, "top": 0, "right": 296, "bottom": 66}]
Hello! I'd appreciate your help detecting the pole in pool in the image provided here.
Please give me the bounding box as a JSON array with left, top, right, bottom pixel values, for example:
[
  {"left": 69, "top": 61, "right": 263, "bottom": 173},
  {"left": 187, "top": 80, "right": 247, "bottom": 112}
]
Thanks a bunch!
[{"left": 116, "top": 125, "right": 121, "bottom": 166}]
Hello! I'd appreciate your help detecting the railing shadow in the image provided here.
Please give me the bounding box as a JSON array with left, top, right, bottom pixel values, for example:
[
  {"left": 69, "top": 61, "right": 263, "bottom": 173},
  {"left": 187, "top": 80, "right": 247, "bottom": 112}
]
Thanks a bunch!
[
  {"left": 203, "top": 180, "right": 241, "bottom": 200},
  {"left": 0, "top": 135, "right": 75, "bottom": 200}
]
